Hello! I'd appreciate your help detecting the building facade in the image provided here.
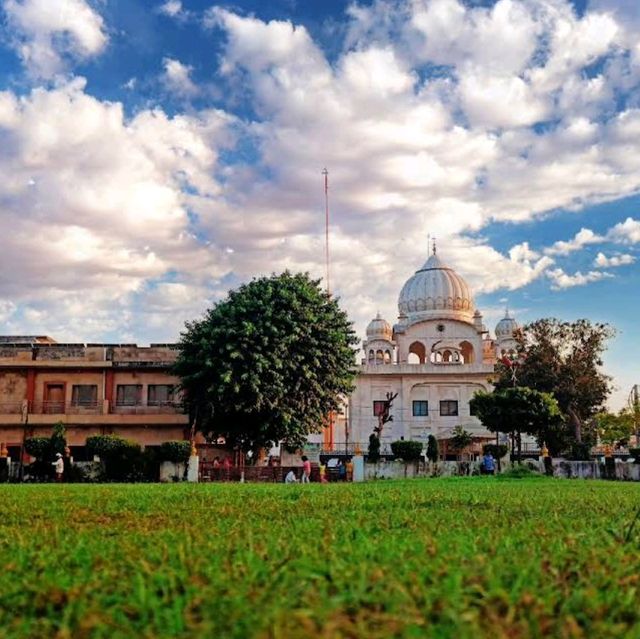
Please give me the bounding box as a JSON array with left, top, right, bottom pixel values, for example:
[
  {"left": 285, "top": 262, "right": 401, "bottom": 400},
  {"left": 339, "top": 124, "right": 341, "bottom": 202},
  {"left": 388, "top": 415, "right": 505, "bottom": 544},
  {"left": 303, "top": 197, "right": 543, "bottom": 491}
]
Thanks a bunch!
[
  {"left": 339, "top": 248, "right": 518, "bottom": 454},
  {"left": 0, "top": 337, "right": 189, "bottom": 459}
]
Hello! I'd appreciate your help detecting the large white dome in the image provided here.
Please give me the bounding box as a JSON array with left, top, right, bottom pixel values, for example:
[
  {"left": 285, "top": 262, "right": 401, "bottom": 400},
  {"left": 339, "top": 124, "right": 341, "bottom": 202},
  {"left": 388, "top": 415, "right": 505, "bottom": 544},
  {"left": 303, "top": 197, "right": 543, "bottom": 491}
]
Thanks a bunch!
[{"left": 398, "top": 253, "right": 475, "bottom": 323}]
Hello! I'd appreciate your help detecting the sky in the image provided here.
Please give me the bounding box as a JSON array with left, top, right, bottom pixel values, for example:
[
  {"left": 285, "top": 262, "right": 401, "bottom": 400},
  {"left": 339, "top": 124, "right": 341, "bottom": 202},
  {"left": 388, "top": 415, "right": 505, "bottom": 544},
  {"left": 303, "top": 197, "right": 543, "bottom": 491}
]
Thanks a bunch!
[{"left": 0, "top": 0, "right": 639, "bottom": 409}]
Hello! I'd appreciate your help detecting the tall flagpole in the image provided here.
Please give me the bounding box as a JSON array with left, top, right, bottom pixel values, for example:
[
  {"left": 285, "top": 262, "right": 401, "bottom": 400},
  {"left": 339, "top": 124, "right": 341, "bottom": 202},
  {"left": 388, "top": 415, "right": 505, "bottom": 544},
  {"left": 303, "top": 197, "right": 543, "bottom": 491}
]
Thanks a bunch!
[
  {"left": 321, "top": 168, "right": 334, "bottom": 450},
  {"left": 322, "top": 168, "right": 330, "bottom": 295}
]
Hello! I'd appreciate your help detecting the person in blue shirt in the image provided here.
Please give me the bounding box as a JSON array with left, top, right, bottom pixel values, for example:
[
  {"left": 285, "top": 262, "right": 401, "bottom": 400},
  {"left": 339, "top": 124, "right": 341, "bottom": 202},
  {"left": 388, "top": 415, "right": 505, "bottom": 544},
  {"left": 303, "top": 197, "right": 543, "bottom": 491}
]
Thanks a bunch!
[{"left": 483, "top": 452, "right": 495, "bottom": 475}]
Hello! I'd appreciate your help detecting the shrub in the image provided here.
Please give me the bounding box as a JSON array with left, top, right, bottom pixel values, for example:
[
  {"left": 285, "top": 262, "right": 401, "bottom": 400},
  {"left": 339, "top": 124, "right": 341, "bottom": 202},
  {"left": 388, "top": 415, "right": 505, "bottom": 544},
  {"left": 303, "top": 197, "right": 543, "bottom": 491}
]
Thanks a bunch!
[
  {"left": 565, "top": 442, "right": 592, "bottom": 461},
  {"left": 483, "top": 444, "right": 508, "bottom": 459},
  {"left": 629, "top": 448, "right": 640, "bottom": 463},
  {"left": 368, "top": 433, "right": 381, "bottom": 462},
  {"left": 86, "top": 435, "right": 127, "bottom": 458},
  {"left": 86, "top": 435, "right": 142, "bottom": 481},
  {"left": 158, "top": 441, "right": 191, "bottom": 464},
  {"left": 390, "top": 440, "right": 423, "bottom": 461},
  {"left": 24, "top": 437, "right": 50, "bottom": 460},
  {"left": 426, "top": 435, "right": 439, "bottom": 463}
]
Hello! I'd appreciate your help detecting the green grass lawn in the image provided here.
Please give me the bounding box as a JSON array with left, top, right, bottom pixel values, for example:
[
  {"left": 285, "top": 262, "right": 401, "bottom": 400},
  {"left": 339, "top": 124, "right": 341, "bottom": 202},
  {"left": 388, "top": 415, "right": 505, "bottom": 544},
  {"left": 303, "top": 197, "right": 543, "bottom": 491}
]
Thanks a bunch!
[{"left": 1, "top": 478, "right": 639, "bottom": 639}]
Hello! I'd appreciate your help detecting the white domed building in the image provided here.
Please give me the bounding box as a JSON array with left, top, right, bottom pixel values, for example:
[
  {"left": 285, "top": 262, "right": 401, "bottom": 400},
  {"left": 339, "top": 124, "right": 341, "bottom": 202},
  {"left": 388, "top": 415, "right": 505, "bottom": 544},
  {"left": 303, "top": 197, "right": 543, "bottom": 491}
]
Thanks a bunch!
[{"left": 341, "top": 246, "right": 517, "bottom": 458}]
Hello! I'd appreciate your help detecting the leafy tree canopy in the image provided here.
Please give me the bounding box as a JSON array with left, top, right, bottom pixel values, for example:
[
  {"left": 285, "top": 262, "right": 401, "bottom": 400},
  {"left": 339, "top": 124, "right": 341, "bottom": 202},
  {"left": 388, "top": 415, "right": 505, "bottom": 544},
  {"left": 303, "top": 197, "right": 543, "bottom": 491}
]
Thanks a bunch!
[
  {"left": 450, "top": 426, "right": 473, "bottom": 453},
  {"left": 595, "top": 409, "right": 635, "bottom": 445},
  {"left": 494, "top": 318, "right": 615, "bottom": 442},
  {"left": 471, "top": 386, "right": 565, "bottom": 454},
  {"left": 174, "top": 272, "right": 358, "bottom": 452}
]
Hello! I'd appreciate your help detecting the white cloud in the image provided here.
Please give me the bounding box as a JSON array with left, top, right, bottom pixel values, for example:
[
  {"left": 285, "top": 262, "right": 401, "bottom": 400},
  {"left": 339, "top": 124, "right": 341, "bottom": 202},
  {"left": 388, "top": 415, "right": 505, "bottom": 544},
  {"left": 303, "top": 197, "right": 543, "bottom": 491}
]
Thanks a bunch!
[
  {"left": 544, "top": 228, "right": 604, "bottom": 255},
  {"left": 0, "top": 78, "right": 236, "bottom": 338},
  {"left": 157, "top": 1, "right": 191, "bottom": 23},
  {"left": 158, "top": 1, "right": 182, "bottom": 18},
  {"left": 3, "top": 0, "right": 108, "bottom": 78},
  {"left": 162, "top": 57, "right": 199, "bottom": 97},
  {"left": 593, "top": 252, "right": 635, "bottom": 267},
  {"left": 606, "top": 217, "right": 640, "bottom": 243},
  {"left": 547, "top": 268, "right": 614, "bottom": 289}
]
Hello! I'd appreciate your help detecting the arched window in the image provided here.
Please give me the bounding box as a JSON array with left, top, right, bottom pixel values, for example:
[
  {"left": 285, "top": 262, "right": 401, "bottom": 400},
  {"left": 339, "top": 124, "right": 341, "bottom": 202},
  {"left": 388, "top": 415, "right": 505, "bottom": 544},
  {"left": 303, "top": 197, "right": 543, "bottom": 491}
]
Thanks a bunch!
[
  {"left": 442, "top": 350, "right": 452, "bottom": 363},
  {"left": 384, "top": 350, "right": 392, "bottom": 364},
  {"left": 430, "top": 351, "right": 443, "bottom": 363},
  {"left": 376, "top": 349, "right": 384, "bottom": 364},
  {"left": 408, "top": 341, "right": 426, "bottom": 364},
  {"left": 460, "top": 341, "right": 475, "bottom": 364},
  {"left": 407, "top": 352, "right": 420, "bottom": 364},
  {"left": 368, "top": 349, "right": 375, "bottom": 362}
]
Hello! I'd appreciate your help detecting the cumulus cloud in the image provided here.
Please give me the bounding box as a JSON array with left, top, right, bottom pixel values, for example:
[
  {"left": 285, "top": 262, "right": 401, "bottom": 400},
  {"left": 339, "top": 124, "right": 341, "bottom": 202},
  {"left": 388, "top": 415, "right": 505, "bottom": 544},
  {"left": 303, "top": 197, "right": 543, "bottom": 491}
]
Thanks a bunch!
[
  {"left": 544, "top": 228, "right": 604, "bottom": 255},
  {"left": 593, "top": 252, "right": 635, "bottom": 267},
  {"left": 3, "top": 0, "right": 108, "bottom": 78},
  {"left": 547, "top": 268, "right": 614, "bottom": 289},
  {"left": 162, "top": 57, "right": 199, "bottom": 97},
  {"left": 0, "top": 78, "right": 236, "bottom": 339}
]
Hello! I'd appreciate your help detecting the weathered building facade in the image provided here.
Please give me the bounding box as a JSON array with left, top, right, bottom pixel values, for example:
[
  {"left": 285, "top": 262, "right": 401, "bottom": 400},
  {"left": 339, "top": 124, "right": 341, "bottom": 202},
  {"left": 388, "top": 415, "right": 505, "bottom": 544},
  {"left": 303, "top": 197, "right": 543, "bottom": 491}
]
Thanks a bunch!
[{"left": 0, "top": 337, "right": 189, "bottom": 459}]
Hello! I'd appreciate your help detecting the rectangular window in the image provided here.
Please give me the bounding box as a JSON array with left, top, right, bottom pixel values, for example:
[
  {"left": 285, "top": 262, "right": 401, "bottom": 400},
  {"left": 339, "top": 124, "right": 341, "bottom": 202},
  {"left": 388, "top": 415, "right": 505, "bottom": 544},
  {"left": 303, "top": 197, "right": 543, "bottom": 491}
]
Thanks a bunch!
[
  {"left": 440, "top": 400, "right": 458, "bottom": 417},
  {"left": 148, "top": 384, "right": 175, "bottom": 406},
  {"left": 71, "top": 385, "right": 98, "bottom": 407},
  {"left": 413, "top": 400, "right": 428, "bottom": 416},
  {"left": 469, "top": 402, "right": 477, "bottom": 417},
  {"left": 373, "top": 401, "right": 386, "bottom": 416},
  {"left": 116, "top": 384, "right": 142, "bottom": 406}
]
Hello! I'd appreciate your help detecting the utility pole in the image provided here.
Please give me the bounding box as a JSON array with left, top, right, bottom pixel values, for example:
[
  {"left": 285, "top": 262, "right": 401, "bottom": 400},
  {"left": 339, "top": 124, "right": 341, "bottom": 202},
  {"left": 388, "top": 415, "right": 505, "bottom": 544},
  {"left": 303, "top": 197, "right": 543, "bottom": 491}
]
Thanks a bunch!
[
  {"left": 630, "top": 384, "right": 640, "bottom": 446},
  {"left": 322, "top": 168, "right": 334, "bottom": 451},
  {"left": 322, "top": 168, "right": 330, "bottom": 295}
]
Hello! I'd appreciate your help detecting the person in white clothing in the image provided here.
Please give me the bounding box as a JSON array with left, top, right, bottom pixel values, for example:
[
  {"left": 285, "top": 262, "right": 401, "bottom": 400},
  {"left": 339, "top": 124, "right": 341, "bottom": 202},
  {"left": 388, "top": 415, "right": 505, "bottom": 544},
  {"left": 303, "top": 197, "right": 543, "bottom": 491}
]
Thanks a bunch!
[
  {"left": 284, "top": 470, "right": 298, "bottom": 483},
  {"left": 52, "top": 453, "right": 64, "bottom": 482}
]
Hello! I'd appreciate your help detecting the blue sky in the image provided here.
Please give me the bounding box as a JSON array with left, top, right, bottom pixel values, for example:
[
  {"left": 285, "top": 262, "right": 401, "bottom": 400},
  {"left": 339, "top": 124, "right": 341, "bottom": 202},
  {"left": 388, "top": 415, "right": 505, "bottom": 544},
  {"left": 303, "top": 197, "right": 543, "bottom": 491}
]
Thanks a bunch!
[{"left": 0, "top": 0, "right": 639, "bottom": 409}]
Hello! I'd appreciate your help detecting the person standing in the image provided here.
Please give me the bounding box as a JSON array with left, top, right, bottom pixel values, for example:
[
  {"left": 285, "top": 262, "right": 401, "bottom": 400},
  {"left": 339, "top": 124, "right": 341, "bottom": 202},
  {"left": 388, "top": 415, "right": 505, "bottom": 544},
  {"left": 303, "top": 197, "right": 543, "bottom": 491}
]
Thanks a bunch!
[
  {"left": 301, "top": 455, "right": 311, "bottom": 483},
  {"left": 319, "top": 462, "right": 328, "bottom": 484},
  {"left": 345, "top": 458, "right": 354, "bottom": 482},
  {"left": 52, "top": 453, "right": 64, "bottom": 482},
  {"left": 482, "top": 452, "right": 495, "bottom": 476}
]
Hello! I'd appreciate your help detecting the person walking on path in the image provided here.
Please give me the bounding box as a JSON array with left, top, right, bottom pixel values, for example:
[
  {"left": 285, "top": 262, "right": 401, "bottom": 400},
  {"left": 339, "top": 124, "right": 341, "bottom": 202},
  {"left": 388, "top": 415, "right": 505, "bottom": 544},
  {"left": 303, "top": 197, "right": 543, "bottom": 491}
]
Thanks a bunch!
[
  {"left": 52, "top": 453, "right": 64, "bottom": 482},
  {"left": 301, "top": 455, "right": 311, "bottom": 483}
]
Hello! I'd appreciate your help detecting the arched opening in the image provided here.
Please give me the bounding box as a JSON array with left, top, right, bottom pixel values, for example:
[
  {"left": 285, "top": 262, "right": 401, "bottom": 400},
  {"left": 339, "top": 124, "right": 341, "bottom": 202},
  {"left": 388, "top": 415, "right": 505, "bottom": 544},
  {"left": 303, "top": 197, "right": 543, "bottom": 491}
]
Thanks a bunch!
[
  {"left": 442, "top": 349, "right": 452, "bottom": 363},
  {"left": 375, "top": 349, "right": 384, "bottom": 364},
  {"left": 460, "top": 341, "right": 475, "bottom": 364},
  {"left": 368, "top": 349, "right": 375, "bottom": 362},
  {"left": 384, "top": 350, "right": 392, "bottom": 364},
  {"left": 430, "top": 351, "right": 443, "bottom": 363},
  {"left": 407, "top": 352, "right": 420, "bottom": 364},
  {"left": 408, "top": 341, "right": 426, "bottom": 364}
]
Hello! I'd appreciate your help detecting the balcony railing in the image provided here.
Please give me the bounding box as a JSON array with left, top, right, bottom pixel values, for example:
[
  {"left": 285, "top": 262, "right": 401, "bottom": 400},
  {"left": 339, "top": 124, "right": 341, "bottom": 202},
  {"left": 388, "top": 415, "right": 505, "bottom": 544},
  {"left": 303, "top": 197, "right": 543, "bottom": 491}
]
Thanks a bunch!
[
  {"left": 31, "top": 401, "right": 105, "bottom": 415},
  {"left": 112, "top": 401, "right": 185, "bottom": 415},
  {"left": 0, "top": 400, "right": 186, "bottom": 416}
]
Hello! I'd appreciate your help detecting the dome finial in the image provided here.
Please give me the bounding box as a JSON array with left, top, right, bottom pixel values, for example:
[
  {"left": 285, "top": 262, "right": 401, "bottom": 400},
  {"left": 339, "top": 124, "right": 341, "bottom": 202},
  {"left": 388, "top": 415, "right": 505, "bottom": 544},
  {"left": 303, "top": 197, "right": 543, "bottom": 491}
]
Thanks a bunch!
[
  {"left": 432, "top": 235, "right": 437, "bottom": 255},
  {"left": 505, "top": 305, "right": 511, "bottom": 319}
]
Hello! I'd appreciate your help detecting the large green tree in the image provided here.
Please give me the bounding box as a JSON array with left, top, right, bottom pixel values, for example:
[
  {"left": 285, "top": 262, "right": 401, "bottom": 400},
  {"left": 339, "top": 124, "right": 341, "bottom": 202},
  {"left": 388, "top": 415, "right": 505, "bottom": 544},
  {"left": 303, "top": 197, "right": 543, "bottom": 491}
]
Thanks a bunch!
[
  {"left": 174, "top": 272, "right": 358, "bottom": 453},
  {"left": 494, "top": 319, "right": 614, "bottom": 443},
  {"left": 470, "top": 386, "right": 564, "bottom": 457}
]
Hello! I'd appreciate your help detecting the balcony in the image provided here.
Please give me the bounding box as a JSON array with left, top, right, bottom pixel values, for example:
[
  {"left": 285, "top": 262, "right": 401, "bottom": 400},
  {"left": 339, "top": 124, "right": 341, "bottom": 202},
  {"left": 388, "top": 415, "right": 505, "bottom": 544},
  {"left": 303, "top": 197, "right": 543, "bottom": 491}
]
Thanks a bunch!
[
  {"left": 111, "top": 401, "right": 185, "bottom": 415},
  {"left": 31, "top": 401, "right": 105, "bottom": 415}
]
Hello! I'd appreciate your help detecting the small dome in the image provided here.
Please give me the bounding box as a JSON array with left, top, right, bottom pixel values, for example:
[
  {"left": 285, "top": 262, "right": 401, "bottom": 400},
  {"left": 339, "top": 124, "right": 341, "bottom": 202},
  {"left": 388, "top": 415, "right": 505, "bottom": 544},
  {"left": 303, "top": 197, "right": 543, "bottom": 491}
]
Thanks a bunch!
[
  {"left": 495, "top": 311, "right": 519, "bottom": 339},
  {"left": 366, "top": 313, "right": 392, "bottom": 340},
  {"left": 398, "top": 252, "right": 475, "bottom": 323}
]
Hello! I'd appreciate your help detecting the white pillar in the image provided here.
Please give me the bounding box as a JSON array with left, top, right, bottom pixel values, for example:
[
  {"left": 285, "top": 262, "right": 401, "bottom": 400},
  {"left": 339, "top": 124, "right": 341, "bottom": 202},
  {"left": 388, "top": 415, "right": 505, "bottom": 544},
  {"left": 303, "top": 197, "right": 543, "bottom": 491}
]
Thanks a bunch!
[
  {"left": 187, "top": 455, "right": 199, "bottom": 482},
  {"left": 352, "top": 454, "right": 364, "bottom": 482}
]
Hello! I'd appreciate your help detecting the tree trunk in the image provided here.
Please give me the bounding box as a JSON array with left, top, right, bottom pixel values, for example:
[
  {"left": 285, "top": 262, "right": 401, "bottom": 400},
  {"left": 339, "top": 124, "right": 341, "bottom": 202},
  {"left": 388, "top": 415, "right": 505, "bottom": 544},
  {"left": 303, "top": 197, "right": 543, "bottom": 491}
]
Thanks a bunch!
[{"left": 567, "top": 406, "right": 582, "bottom": 443}]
